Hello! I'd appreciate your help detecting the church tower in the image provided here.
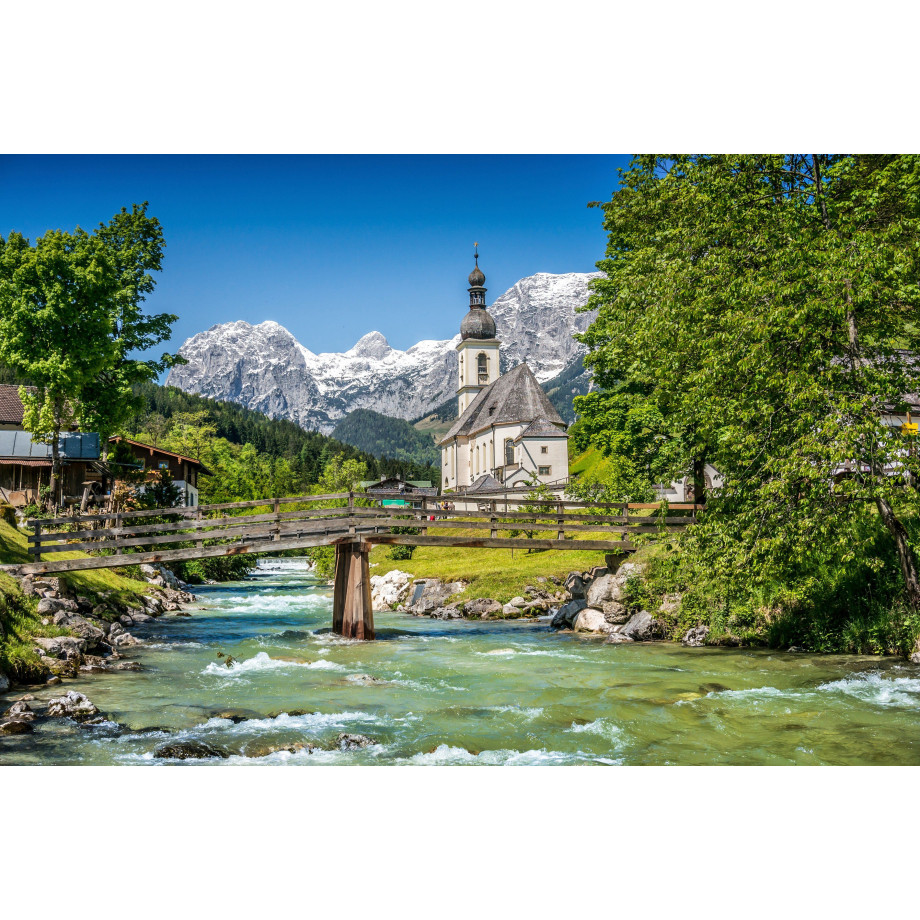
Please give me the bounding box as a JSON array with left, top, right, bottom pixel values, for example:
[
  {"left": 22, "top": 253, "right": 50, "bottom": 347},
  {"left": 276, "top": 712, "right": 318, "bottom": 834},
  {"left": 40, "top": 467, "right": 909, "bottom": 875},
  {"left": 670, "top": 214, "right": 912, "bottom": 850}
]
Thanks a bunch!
[{"left": 456, "top": 244, "right": 500, "bottom": 416}]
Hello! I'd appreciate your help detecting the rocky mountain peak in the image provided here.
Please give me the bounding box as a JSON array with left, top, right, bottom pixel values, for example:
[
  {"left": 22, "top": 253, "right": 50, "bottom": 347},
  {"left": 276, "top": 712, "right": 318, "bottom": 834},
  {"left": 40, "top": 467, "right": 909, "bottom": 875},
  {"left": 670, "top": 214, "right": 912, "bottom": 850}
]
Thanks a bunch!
[{"left": 167, "top": 271, "right": 600, "bottom": 433}]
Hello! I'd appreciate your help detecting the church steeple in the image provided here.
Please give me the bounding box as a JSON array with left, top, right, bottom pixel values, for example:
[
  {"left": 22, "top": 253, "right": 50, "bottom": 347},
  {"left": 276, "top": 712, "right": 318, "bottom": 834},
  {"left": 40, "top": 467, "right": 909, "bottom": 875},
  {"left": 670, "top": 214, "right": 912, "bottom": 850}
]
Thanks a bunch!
[{"left": 456, "top": 244, "right": 500, "bottom": 415}]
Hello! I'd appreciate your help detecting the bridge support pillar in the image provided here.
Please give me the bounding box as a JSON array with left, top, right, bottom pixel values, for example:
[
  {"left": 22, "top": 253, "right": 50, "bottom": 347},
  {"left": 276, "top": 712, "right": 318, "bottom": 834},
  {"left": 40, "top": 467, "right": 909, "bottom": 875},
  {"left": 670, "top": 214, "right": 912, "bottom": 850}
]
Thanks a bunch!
[{"left": 332, "top": 540, "right": 375, "bottom": 640}]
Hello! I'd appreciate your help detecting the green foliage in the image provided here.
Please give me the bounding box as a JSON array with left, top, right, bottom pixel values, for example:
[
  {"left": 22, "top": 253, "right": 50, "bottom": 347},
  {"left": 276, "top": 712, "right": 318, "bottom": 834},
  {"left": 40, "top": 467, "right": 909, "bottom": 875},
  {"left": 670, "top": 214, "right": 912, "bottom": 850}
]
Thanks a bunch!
[
  {"left": 137, "top": 467, "right": 185, "bottom": 509},
  {"left": 509, "top": 476, "right": 558, "bottom": 547},
  {"left": 332, "top": 408, "right": 439, "bottom": 468},
  {"left": 579, "top": 155, "right": 920, "bottom": 632}
]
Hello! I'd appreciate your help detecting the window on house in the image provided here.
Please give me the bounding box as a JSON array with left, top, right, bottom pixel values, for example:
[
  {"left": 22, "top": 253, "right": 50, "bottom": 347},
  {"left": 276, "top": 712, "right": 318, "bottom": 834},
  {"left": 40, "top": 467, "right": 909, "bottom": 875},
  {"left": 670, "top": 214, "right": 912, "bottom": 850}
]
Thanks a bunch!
[
  {"left": 541, "top": 446, "right": 548, "bottom": 454},
  {"left": 538, "top": 466, "right": 551, "bottom": 476},
  {"left": 158, "top": 462, "right": 169, "bottom": 470},
  {"left": 505, "top": 438, "right": 514, "bottom": 466}
]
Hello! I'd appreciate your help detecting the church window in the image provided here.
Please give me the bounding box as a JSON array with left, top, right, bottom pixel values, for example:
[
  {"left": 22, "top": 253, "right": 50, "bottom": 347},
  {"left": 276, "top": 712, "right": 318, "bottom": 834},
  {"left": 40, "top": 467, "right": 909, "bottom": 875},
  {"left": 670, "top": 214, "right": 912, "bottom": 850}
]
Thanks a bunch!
[
  {"left": 504, "top": 438, "right": 514, "bottom": 466},
  {"left": 541, "top": 446, "right": 548, "bottom": 454},
  {"left": 477, "top": 353, "right": 488, "bottom": 384},
  {"left": 538, "top": 466, "right": 551, "bottom": 476}
]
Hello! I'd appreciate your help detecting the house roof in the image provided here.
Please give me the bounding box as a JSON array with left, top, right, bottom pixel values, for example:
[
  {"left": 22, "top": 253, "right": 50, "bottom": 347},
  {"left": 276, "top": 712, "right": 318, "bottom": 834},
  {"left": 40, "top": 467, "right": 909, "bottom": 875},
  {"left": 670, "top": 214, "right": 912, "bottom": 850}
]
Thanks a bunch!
[
  {"left": 0, "top": 385, "right": 32, "bottom": 425},
  {"left": 108, "top": 437, "right": 213, "bottom": 475},
  {"left": 439, "top": 363, "right": 566, "bottom": 445},
  {"left": 514, "top": 415, "right": 568, "bottom": 442},
  {"left": 0, "top": 430, "right": 100, "bottom": 461}
]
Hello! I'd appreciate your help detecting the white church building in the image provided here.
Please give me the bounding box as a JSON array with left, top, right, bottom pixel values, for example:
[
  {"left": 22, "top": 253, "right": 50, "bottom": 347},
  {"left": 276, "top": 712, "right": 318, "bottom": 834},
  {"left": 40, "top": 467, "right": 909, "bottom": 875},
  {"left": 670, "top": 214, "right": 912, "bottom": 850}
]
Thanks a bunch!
[{"left": 440, "top": 251, "right": 569, "bottom": 492}]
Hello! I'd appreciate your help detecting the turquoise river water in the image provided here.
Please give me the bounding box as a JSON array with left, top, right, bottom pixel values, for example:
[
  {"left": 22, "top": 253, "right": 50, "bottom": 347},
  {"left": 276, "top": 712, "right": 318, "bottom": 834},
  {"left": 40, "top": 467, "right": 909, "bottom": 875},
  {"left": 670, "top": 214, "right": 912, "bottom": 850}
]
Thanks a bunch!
[{"left": 3, "top": 559, "right": 920, "bottom": 765}]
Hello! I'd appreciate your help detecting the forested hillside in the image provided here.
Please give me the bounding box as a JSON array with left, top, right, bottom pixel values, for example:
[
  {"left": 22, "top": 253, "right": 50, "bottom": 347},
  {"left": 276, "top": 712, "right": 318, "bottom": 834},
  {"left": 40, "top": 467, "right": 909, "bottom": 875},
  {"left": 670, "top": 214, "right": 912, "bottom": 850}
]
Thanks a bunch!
[{"left": 333, "top": 408, "right": 439, "bottom": 468}]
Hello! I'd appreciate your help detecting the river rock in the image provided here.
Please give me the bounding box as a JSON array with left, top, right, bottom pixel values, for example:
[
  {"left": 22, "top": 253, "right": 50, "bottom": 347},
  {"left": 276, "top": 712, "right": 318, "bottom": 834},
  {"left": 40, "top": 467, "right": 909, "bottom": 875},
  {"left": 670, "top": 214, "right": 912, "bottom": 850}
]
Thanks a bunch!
[
  {"left": 587, "top": 565, "right": 610, "bottom": 581},
  {"left": 405, "top": 579, "right": 465, "bottom": 615},
  {"left": 128, "top": 609, "right": 155, "bottom": 624},
  {"left": 370, "top": 569, "right": 413, "bottom": 609},
  {"left": 586, "top": 574, "right": 626, "bottom": 608},
  {"left": 154, "top": 740, "right": 229, "bottom": 760},
  {"left": 682, "top": 625, "right": 710, "bottom": 647},
  {"left": 573, "top": 607, "right": 611, "bottom": 634},
  {"left": 564, "top": 572, "right": 586, "bottom": 599},
  {"left": 604, "top": 631, "right": 635, "bottom": 644},
  {"left": 33, "top": 635, "right": 86, "bottom": 660},
  {"left": 602, "top": 601, "right": 630, "bottom": 625},
  {"left": 347, "top": 674, "right": 386, "bottom": 685},
  {"left": 46, "top": 691, "right": 100, "bottom": 722},
  {"left": 3, "top": 700, "right": 35, "bottom": 721},
  {"left": 40, "top": 656, "right": 78, "bottom": 677},
  {"left": 466, "top": 598, "right": 502, "bottom": 619},
  {"left": 620, "top": 610, "right": 665, "bottom": 641},
  {"left": 37, "top": 597, "right": 66, "bottom": 616},
  {"left": 337, "top": 733, "right": 376, "bottom": 750},
  {"left": 112, "top": 631, "right": 141, "bottom": 647},
  {"left": 508, "top": 596, "right": 527, "bottom": 608},
  {"left": 551, "top": 599, "right": 586, "bottom": 629},
  {"left": 55, "top": 615, "right": 106, "bottom": 648},
  {"left": 244, "top": 740, "right": 315, "bottom": 758},
  {"left": 0, "top": 719, "right": 33, "bottom": 735}
]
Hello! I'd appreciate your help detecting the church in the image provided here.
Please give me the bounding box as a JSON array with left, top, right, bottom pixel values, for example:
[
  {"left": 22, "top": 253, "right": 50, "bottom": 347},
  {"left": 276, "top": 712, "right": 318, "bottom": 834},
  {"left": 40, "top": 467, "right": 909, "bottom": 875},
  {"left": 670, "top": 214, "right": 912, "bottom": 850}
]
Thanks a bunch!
[{"left": 440, "top": 250, "right": 569, "bottom": 492}]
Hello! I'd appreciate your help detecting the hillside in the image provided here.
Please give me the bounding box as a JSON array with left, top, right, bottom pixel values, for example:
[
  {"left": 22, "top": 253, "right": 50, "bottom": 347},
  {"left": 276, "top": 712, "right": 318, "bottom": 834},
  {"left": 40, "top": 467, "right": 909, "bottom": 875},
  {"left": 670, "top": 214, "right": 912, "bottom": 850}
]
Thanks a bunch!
[
  {"left": 332, "top": 409, "right": 439, "bottom": 469},
  {"left": 132, "top": 381, "right": 440, "bottom": 485}
]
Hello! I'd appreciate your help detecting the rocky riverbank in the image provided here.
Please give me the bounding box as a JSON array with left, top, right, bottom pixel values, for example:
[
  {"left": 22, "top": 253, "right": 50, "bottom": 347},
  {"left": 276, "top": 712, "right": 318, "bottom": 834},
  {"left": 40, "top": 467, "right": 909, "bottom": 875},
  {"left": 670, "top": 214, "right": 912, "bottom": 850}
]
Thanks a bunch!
[
  {"left": 370, "top": 562, "right": 708, "bottom": 646},
  {"left": 0, "top": 563, "right": 198, "bottom": 701}
]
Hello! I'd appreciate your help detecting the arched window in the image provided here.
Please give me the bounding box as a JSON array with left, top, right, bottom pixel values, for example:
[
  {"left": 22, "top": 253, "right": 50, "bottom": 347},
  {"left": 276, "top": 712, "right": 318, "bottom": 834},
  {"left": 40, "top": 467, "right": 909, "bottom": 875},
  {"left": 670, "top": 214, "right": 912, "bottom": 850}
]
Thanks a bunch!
[
  {"left": 505, "top": 438, "right": 514, "bottom": 466},
  {"left": 477, "top": 353, "right": 488, "bottom": 384}
]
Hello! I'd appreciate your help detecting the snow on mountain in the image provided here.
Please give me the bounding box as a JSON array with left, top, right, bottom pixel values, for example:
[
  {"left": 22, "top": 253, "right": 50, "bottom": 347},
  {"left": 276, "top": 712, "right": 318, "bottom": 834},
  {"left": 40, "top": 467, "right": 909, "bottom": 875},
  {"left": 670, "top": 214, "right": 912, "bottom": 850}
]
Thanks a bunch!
[{"left": 166, "top": 271, "right": 601, "bottom": 433}]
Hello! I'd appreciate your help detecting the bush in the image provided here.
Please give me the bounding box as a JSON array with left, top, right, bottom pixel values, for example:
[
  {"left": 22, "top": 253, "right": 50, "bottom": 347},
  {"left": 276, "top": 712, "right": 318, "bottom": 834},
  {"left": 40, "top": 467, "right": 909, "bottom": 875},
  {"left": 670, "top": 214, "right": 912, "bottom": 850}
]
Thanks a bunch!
[{"left": 389, "top": 545, "right": 415, "bottom": 561}]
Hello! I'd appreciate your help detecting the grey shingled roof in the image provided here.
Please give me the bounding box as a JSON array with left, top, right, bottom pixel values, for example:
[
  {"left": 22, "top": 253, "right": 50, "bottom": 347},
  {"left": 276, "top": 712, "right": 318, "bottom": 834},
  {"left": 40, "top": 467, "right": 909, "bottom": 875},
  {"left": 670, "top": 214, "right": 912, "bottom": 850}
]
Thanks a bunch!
[
  {"left": 0, "top": 385, "right": 30, "bottom": 425},
  {"left": 515, "top": 415, "right": 568, "bottom": 441},
  {"left": 439, "top": 363, "right": 566, "bottom": 445},
  {"left": 466, "top": 473, "right": 502, "bottom": 493}
]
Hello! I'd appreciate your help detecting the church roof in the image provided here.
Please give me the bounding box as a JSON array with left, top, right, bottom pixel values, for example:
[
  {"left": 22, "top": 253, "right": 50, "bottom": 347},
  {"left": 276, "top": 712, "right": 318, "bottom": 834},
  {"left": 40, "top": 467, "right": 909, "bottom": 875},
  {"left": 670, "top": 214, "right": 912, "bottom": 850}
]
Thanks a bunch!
[
  {"left": 460, "top": 307, "right": 496, "bottom": 340},
  {"left": 466, "top": 473, "right": 502, "bottom": 493},
  {"left": 439, "top": 363, "right": 566, "bottom": 445},
  {"left": 515, "top": 416, "right": 568, "bottom": 441}
]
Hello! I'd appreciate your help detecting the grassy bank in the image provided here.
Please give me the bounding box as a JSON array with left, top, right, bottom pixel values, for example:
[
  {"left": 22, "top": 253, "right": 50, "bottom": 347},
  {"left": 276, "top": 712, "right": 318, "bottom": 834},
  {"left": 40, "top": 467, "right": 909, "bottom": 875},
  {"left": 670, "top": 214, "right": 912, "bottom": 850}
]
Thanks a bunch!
[
  {"left": 369, "top": 519, "right": 619, "bottom": 603},
  {"left": 0, "top": 519, "right": 153, "bottom": 684}
]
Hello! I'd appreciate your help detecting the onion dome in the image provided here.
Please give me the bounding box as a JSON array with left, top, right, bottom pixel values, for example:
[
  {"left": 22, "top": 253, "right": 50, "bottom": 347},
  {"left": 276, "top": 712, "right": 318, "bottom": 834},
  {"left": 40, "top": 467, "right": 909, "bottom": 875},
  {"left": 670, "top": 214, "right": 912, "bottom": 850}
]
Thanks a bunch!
[
  {"left": 461, "top": 306, "right": 497, "bottom": 340},
  {"left": 468, "top": 263, "right": 485, "bottom": 288}
]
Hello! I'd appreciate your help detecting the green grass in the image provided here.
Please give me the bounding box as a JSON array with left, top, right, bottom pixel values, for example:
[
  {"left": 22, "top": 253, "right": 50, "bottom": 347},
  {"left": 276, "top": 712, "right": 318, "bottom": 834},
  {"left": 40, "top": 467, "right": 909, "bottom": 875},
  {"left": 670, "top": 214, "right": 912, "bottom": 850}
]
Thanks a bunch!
[
  {"left": 0, "top": 519, "right": 157, "bottom": 683},
  {"left": 569, "top": 446, "right": 615, "bottom": 479},
  {"left": 369, "top": 518, "right": 628, "bottom": 603}
]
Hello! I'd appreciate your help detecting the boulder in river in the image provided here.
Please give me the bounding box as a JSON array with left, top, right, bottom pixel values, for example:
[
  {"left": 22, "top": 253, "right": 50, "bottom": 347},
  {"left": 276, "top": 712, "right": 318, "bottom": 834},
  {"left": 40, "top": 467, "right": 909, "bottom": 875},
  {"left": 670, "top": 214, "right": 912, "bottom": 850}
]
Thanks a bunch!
[
  {"left": 370, "top": 569, "right": 413, "bottom": 610},
  {"left": 573, "top": 607, "right": 611, "bottom": 634},
  {"left": 3, "top": 700, "right": 35, "bottom": 722},
  {"left": 551, "top": 599, "right": 586, "bottom": 629},
  {"left": 337, "top": 733, "right": 376, "bottom": 750},
  {"left": 154, "top": 740, "right": 229, "bottom": 760},
  {"left": 0, "top": 719, "right": 33, "bottom": 735},
  {"left": 620, "top": 611, "right": 665, "bottom": 641},
  {"left": 46, "top": 691, "right": 100, "bottom": 722},
  {"left": 465, "top": 598, "right": 502, "bottom": 619},
  {"left": 682, "top": 625, "right": 710, "bottom": 647},
  {"left": 405, "top": 579, "right": 465, "bottom": 615},
  {"left": 604, "top": 631, "right": 635, "bottom": 644}
]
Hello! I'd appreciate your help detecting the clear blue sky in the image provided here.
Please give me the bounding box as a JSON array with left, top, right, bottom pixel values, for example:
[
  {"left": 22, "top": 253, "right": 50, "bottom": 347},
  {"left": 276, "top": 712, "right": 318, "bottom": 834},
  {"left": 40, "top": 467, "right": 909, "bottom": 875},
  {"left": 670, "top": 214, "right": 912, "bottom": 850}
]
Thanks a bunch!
[{"left": 0, "top": 155, "right": 630, "bottom": 355}]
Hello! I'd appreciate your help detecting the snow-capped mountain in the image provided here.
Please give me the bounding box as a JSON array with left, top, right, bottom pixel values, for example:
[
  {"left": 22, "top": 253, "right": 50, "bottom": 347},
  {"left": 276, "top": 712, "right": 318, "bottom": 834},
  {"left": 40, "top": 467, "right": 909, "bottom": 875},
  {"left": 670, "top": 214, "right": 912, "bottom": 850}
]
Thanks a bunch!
[{"left": 166, "top": 271, "right": 601, "bottom": 433}]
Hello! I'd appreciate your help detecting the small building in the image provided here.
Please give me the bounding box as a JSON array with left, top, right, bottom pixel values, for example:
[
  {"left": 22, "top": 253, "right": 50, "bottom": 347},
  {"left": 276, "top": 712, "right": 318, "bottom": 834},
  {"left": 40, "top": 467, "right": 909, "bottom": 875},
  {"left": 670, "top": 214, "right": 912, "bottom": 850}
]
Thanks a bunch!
[
  {"left": 359, "top": 477, "right": 438, "bottom": 509},
  {"left": 439, "top": 250, "right": 570, "bottom": 491},
  {"left": 108, "top": 437, "right": 211, "bottom": 506}
]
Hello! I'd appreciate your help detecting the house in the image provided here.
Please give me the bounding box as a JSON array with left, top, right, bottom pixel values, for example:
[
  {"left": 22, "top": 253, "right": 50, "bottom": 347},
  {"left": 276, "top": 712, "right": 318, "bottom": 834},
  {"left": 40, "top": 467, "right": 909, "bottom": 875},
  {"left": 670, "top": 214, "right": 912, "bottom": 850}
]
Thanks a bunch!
[
  {"left": 0, "top": 384, "right": 102, "bottom": 508},
  {"left": 359, "top": 477, "right": 438, "bottom": 509},
  {"left": 439, "top": 250, "right": 569, "bottom": 492},
  {"left": 108, "top": 436, "right": 211, "bottom": 507}
]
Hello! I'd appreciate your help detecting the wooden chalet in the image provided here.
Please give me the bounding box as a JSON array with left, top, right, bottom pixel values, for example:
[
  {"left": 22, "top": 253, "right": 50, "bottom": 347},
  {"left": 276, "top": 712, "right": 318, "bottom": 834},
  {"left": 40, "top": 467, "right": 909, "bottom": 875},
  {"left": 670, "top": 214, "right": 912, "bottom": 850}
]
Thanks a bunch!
[
  {"left": 108, "top": 437, "right": 212, "bottom": 506},
  {"left": 359, "top": 477, "right": 438, "bottom": 509}
]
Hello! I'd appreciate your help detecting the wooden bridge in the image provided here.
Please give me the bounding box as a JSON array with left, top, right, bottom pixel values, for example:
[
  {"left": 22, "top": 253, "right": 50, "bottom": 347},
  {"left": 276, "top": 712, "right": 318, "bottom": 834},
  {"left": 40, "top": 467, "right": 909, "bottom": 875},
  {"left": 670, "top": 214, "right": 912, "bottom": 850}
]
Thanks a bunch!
[{"left": 2, "top": 492, "right": 700, "bottom": 640}]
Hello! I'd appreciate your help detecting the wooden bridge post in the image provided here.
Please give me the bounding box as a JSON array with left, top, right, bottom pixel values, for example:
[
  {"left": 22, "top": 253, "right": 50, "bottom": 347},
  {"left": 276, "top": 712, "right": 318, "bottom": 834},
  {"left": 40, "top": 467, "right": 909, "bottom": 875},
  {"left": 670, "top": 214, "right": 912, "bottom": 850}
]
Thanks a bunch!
[
  {"left": 332, "top": 540, "right": 374, "bottom": 640},
  {"left": 273, "top": 497, "right": 281, "bottom": 543},
  {"left": 347, "top": 491, "right": 356, "bottom": 535}
]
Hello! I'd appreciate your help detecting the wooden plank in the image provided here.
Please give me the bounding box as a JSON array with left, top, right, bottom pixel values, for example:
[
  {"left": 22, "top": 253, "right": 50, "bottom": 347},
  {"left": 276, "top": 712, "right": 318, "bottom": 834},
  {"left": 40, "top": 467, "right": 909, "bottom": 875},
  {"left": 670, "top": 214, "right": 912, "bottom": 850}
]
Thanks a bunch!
[
  {"left": 349, "top": 508, "right": 694, "bottom": 526},
  {"left": 7, "top": 532, "right": 355, "bottom": 576},
  {"left": 29, "top": 518, "right": 349, "bottom": 555},
  {"left": 365, "top": 534, "right": 636, "bottom": 552},
  {"left": 342, "top": 516, "right": 676, "bottom": 536}
]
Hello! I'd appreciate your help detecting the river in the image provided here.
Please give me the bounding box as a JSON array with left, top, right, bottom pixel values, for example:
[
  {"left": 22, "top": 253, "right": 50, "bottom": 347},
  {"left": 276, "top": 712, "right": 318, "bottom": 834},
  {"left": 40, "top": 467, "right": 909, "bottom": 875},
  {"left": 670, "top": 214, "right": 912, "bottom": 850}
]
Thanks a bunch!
[{"left": 3, "top": 558, "right": 920, "bottom": 765}]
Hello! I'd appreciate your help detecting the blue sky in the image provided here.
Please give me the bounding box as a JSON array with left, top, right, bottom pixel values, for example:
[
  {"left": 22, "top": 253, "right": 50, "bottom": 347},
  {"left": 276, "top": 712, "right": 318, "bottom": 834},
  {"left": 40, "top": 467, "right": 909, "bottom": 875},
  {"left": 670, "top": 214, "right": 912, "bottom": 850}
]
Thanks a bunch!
[{"left": 0, "top": 155, "right": 630, "bottom": 355}]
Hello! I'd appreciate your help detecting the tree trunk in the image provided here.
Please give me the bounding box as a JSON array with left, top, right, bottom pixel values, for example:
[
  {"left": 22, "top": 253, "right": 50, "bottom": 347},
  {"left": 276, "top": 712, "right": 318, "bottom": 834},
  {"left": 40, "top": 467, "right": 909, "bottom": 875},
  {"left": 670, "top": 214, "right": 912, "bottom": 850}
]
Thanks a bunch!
[
  {"left": 875, "top": 495, "right": 920, "bottom": 610},
  {"left": 692, "top": 455, "right": 707, "bottom": 505},
  {"left": 49, "top": 436, "right": 61, "bottom": 511}
]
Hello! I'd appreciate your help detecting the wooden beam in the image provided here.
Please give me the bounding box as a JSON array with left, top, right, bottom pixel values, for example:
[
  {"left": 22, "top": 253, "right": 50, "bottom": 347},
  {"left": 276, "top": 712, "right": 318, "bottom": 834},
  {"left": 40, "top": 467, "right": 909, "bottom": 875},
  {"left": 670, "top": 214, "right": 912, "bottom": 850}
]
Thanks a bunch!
[
  {"left": 365, "top": 534, "right": 636, "bottom": 552},
  {"left": 332, "top": 541, "right": 374, "bottom": 640}
]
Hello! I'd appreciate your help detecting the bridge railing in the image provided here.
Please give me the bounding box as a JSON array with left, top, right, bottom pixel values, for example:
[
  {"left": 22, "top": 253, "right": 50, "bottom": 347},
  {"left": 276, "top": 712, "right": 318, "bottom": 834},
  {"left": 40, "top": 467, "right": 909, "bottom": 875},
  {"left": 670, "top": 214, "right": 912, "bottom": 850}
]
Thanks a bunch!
[{"left": 14, "top": 492, "right": 702, "bottom": 575}]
